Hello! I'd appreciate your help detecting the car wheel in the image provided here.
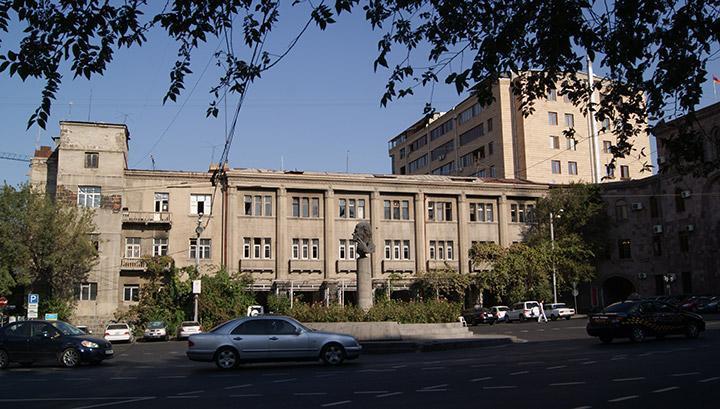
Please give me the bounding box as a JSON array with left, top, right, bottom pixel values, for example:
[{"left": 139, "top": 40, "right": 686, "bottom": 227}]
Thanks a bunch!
[
  {"left": 0, "top": 349, "right": 9, "bottom": 369},
  {"left": 215, "top": 347, "right": 239, "bottom": 370},
  {"left": 565, "top": 316, "right": 571, "bottom": 320},
  {"left": 685, "top": 322, "right": 700, "bottom": 339},
  {"left": 599, "top": 336, "right": 613, "bottom": 344},
  {"left": 320, "top": 343, "right": 346, "bottom": 366},
  {"left": 520, "top": 315, "right": 526, "bottom": 322},
  {"left": 629, "top": 327, "right": 645, "bottom": 343},
  {"left": 551, "top": 315, "right": 558, "bottom": 321},
  {"left": 59, "top": 348, "right": 81, "bottom": 368}
]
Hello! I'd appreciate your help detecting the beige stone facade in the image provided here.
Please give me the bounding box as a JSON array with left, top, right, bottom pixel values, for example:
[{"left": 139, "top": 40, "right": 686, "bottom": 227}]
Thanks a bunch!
[
  {"left": 591, "top": 102, "right": 720, "bottom": 308},
  {"left": 31, "top": 121, "right": 548, "bottom": 322},
  {"left": 388, "top": 74, "right": 651, "bottom": 185}
]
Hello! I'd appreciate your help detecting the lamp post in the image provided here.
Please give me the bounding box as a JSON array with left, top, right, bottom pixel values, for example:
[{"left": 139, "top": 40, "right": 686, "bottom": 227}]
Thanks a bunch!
[
  {"left": 549, "top": 209, "right": 563, "bottom": 304},
  {"left": 194, "top": 215, "right": 204, "bottom": 322},
  {"left": 664, "top": 273, "right": 676, "bottom": 295}
]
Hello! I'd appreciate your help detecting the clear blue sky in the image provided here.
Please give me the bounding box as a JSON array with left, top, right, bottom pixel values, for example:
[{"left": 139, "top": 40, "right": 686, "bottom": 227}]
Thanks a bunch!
[{"left": 1, "top": 5, "right": 719, "bottom": 186}]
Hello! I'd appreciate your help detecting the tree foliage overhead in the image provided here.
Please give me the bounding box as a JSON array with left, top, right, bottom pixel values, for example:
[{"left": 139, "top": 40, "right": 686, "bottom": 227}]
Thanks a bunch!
[{"left": 1, "top": 1, "right": 718, "bottom": 174}]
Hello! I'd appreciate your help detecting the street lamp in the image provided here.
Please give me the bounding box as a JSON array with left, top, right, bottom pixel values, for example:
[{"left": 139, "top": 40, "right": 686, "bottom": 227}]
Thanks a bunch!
[
  {"left": 550, "top": 209, "right": 564, "bottom": 304},
  {"left": 194, "top": 214, "right": 204, "bottom": 322},
  {"left": 663, "top": 273, "right": 676, "bottom": 295}
]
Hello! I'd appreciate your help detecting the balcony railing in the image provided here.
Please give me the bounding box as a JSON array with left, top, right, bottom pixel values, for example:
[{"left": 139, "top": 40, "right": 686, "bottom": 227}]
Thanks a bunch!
[
  {"left": 121, "top": 258, "right": 147, "bottom": 270},
  {"left": 122, "top": 211, "right": 171, "bottom": 224}
]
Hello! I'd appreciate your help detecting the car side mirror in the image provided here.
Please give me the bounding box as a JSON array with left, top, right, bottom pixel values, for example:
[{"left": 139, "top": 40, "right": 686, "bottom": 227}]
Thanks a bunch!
[{"left": 295, "top": 327, "right": 303, "bottom": 335}]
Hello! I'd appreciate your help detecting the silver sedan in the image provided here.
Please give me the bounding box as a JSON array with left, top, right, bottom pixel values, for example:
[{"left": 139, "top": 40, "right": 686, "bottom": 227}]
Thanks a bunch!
[{"left": 186, "top": 315, "right": 362, "bottom": 369}]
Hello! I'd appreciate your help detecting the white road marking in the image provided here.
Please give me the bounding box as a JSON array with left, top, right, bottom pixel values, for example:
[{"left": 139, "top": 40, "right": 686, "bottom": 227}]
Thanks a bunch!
[
  {"left": 229, "top": 394, "right": 263, "bottom": 397},
  {"left": 638, "top": 352, "right": 654, "bottom": 357},
  {"left": 699, "top": 377, "right": 720, "bottom": 383},
  {"left": 546, "top": 365, "right": 566, "bottom": 370},
  {"left": 294, "top": 392, "right": 328, "bottom": 396},
  {"left": 321, "top": 400, "right": 352, "bottom": 407},
  {"left": 177, "top": 390, "right": 203, "bottom": 396},
  {"left": 550, "top": 382, "right": 586, "bottom": 386},
  {"left": 608, "top": 395, "right": 638, "bottom": 402},
  {"left": 376, "top": 392, "right": 403, "bottom": 398},
  {"left": 581, "top": 361, "right": 597, "bottom": 365},
  {"left": 568, "top": 326, "right": 586, "bottom": 329},
  {"left": 391, "top": 365, "right": 407, "bottom": 369},
  {"left": 354, "top": 391, "right": 387, "bottom": 395},
  {"left": 71, "top": 397, "right": 157, "bottom": 409},
  {"left": 483, "top": 386, "right": 517, "bottom": 390},
  {"left": 653, "top": 387, "right": 679, "bottom": 393},
  {"left": 552, "top": 328, "right": 560, "bottom": 331},
  {"left": 571, "top": 406, "right": 592, "bottom": 409},
  {"left": 610, "top": 357, "right": 626, "bottom": 361},
  {"left": 470, "top": 377, "right": 493, "bottom": 382},
  {"left": 537, "top": 329, "right": 545, "bottom": 332},
  {"left": 671, "top": 372, "right": 700, "bottom": 377},
  {"left": 612, "top": 377, "right": 645, "bottom": 382},
  {"left": 357, "top": 369, "right": 396, "bottom": 373},
  {"left": 420, "top": 384, "right": 448, "bottom": 390},
  {"left": 224, "top": 384, "right": 253, "bottom": 390},
  {"left": 167, "top": 396, "right": 198, "bottom": 399},
  {"left": 272, "top": 378, "right": 297, "bottom": 383},
  {"left": 510, "top": 371, "right": 529, "bottom": 375},
  {"left": 520, "top": 330, "right": 529, "bottom": 333},
  {"left": 417, "top": 389, "right": 447, "bottom": 392}
]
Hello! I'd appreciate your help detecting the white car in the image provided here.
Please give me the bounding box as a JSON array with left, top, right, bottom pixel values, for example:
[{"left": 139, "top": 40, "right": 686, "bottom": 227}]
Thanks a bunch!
[
  {"left": 490, "top": 306, "right": 510, "bottom": 322},
  {"left": 177, "top": 321, "right": 202, "bottom": 339},
  {"left": 144, "top": 321, "right": 169, "bottom": 341},
  {"left": 104, "top": 323, "right": 134, "bottom": 343},
  {"left": 506, "top": 301, "right": 541, "bottom": 322},
  {"left": 544, "top": 303, "right": 575, "bottom": 320}
]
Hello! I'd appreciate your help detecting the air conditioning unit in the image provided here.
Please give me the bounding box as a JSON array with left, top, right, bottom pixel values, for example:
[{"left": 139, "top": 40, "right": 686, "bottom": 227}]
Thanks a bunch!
[
  {"left": 653, "top": 224, "right": 663, "bottom": 234},
  {"left": 631, "top": 203, "right": 643, "bottom": 210},
  {"left": 680, "top": 190, "right": 692, "bottom": 199},
  {"left": 687, "top": 224, "right": 695, "bottom": 232}
]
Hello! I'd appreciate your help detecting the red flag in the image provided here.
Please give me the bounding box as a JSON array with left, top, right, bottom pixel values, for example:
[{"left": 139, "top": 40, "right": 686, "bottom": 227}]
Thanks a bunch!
[{"left": 714, "top": 75, "right": 720, "bottom": 84}]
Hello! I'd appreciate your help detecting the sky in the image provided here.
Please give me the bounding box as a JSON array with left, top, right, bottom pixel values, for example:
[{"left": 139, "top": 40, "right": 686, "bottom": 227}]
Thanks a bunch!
[{"left": 1, "top": 4, "right": 719, "bottom": 187}]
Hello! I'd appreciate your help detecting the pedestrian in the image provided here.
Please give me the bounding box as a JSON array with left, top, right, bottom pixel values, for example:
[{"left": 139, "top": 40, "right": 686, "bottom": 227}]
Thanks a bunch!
[{"left": 538, "top": 300, "right": 548, "bottom": 323}]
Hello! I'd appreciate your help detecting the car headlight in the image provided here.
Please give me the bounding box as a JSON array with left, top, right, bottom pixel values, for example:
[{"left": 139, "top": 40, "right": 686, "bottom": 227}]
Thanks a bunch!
[{"left": 81, "top": 340, "right": 99, "bottom": 348}]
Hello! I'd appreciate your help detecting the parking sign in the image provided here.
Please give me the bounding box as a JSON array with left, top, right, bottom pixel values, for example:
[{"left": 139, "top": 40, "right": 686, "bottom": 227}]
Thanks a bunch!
[{"left": 28, "top": 294, "right": 39, "bottom": 305}]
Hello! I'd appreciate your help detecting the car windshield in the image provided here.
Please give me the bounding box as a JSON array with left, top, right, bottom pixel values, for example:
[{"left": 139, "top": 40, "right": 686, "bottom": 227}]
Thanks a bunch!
[
  {"left": 553, "top": 303, "right": 566, "bottom": 308},
  {"left": 107, "top": 324, "right": 128, "bottom": 330},
  {"left": 603, "top": 301, "right": 639, "bottom": 313},
  {"left": 51, "top": 321, "right": 85, "bottom": 336},
  {"left": 147, "top": 321, "right": 165, "bottom": 329},
  {"left": 182, "top": 321, "right": 200, "bottom": 327}
]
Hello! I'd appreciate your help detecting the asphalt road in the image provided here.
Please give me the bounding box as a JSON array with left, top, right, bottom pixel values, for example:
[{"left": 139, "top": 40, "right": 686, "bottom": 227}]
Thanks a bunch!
[{"left": 1, "top": 319, "right": 719, "bottom": 409}]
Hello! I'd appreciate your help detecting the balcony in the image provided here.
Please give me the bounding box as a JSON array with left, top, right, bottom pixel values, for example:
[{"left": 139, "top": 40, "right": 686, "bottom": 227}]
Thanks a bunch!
[
  {"left": 238, "top": 259, "right": 275, "bottom": 273},
  {"left": 121, "top": 258, "right": 147, "bottom": 270},
  {"left": 426, "top": 260, "right": 460, "bottom": 272},
  {"left": 122, "top": 211, "right": 171, "bottom": 226},
  {"left": 336, "top": 260, "right": 357, "bottom": 273},
  {"left": 382, "top": 260, "right": 415, "bottom": 273}
]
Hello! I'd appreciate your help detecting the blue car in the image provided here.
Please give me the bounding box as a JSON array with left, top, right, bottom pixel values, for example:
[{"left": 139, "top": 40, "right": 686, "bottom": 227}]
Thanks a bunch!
[{"left": 0, "top": 320, "right": 114, "bottom": 368}]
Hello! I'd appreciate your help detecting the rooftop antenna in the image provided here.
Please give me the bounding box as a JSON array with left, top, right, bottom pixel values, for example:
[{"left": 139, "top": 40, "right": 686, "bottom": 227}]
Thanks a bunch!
[{"left": 150, "top": 154, "right": 156, "bottom": 171}]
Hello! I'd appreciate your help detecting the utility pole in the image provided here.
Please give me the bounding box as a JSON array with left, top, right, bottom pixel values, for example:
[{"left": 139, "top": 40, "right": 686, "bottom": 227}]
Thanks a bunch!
[
  {"left": 550, "top": 210, "right": 563, "bottom": 304},
  {"left": 194, "top": 215, "right": 204, "bottom": 322}
]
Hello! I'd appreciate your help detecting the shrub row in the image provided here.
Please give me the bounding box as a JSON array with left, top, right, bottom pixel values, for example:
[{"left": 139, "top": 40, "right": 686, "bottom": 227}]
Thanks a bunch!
[{"left": 272, "top": 298, "right": 463, "bottom": 323}]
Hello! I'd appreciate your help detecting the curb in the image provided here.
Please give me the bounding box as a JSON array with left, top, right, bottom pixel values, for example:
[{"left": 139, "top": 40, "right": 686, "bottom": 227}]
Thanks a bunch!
[{"left": 360, "top": 336, "right": 517, "bottom": 354}]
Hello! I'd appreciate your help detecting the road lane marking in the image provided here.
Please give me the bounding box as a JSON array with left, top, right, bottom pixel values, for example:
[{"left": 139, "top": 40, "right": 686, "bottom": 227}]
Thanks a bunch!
[
  {"left": 391, "top": 365, "right": 407, "bottom": 369},
  {"left": 581, "top": 361, "right": 597, "bottom": 365},
  {"left": 483, "top": 386, "right": 517, "bottom": 390},
  {"left": 420, "top": 384, "right": 448, "bottom": 390},
  {"left": 546, "top": 365, "right": 566, "bottom": 370},
  {"left": 294, "top": 393, "right": 328, "bottom": 396},
  {"left": 357, "top": 369, "right": 396, "bottom": 373},
  {"left": 376, "top": 392, "right": 403, "bottom": 398},
  {"left": 167, "top": 396, "right": 198, "bottom": 399},
  {"left": 699, "top": 377, "right": 720, "bottom": 383},
  {"left": 354, "top": 391, "right": 387, "bottom": 395},
  {"left": 608, "top": 395, "right": 638, "bottom": 402},
  {"left": 470, "top": 377, "right": 493, "bottom": 382},
  {"left": 671, "top": 372, "right": 700, "bottom": 377},
  {"left": 177, "top": 390, "right": 203, "bottom": 396},
  {"left": 510, "top": 371, "right": 529, "bottom": 375},
  {"left": 550, "top": 382, "right": 586, "bottom": 386},
  {"left": 552, "top": 328, "right": 560, "bottom": 331},
  {"left": 417, "top": 389, "right": 447, "bottom": 392},
  {"left": 71, "top": 397, "right": 157, "bottom": 409},
  {"left": 571, "top": 406, "right": 592, "bottom": 409},
  {"left": 272, "top": 378, "right": 297, "bottom": 383},
  {"left": 653, "top": 387, "right": 679, "bottom": 393},
  {"left": 638, "top": 352, "right": 654, "bottom": 357},
  {"left": 224, "top": 384, "right": 253, "bottom": 390},
  {"left": 612, "top": 377, "right": 645, "bottom": 382},
  {"left": 321, "top": 400, "right": 351, "bottom": 407},
  {"left": 229, "top": 394, "right": 262, "bottom": 397}
]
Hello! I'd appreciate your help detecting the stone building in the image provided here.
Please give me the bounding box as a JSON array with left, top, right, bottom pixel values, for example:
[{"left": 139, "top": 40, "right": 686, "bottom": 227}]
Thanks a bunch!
[
  {"left": 30, "top": 121, "right": 548, "bottom": 323},
  {"left": 591, "top": 101, "right": 720, "bottom": 308},
  {"left": 387, "top": 73, "right": 650, "bottom": 185}
]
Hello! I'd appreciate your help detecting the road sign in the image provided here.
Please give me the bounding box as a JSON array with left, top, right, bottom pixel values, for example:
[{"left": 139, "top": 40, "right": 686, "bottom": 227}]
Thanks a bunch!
[
  {"left": 44, "top": 313, "right": 58, "bottom": 321},
  {"left": 28, "top": 293, "right": 39, "bottom": 305},
  {"left": 572, "top": 289, "right": 579, "bottom": 297},
  {"left": 0, "top": 297, "right": 7, "bottom": 308},
  {"left": 192, "top": 280, "right": 202, "bottom": 294},
  {"left": 28, "top": 305, "right": 39, "bottom": 319}
]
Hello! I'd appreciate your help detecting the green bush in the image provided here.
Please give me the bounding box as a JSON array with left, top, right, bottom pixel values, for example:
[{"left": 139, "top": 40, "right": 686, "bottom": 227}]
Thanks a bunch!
[{"left": 285, "top": 299, "right": 462, "bottom": 323}]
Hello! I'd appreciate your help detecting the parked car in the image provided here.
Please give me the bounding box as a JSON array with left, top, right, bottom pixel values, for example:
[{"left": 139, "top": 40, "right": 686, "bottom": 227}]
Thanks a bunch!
[
  {"left": 75, "top": 325, "right": 92, "bottom": 334},
  {"left": 490, "top": 306, "right": 510, "bottom": 322},
  {"left": 587, "top": 300, "right": 705, "bottom": 344},
  {"left": 0, "top": 320, "right": 114, "bottom": 369},
  {"left": 506, "top": 301, "right": 541, "bottom": 322},
  {"left": 461, "top": 307, "right": 496, "bottom": 326},
  {"left": 187, "top": 315, "right": 362, "bottom": 369},
  {"left": 104, "top": 323, "right": 134, "bottom": 343},
  {"left": 144, "top": 321, "right": 169, "bottom": 341},
  {"left": 544, "top": 303, "right": 575, "bottom": 320},
  {"left": 697, "top": 297, "right": 720, "bottom": 313},
  {"left": 680, "top": 296, "right": 712, "bottom": 312},
  {"left": 177, "top": 321, "right": 202, "bottom": 339}
]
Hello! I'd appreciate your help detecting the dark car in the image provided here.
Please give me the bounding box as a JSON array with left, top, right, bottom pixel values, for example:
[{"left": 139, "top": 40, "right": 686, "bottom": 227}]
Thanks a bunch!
[
  {"left": 697, "top": 297, "right": 720, "bottom": 313},
  {"left": 462, "top": 307, "right": 497, "bottom": 326},
  {"left": 586, "top": 300, "right": 705, "bottom": 344},
  {"left": 0, "top": 320, "right": 114, "bottom": 369}
]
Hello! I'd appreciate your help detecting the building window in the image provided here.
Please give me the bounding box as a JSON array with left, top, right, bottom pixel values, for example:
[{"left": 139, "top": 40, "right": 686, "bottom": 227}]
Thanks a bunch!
[
  {"left": 601, "top": 118, "right": 611, "bottom": 131},
  {"left": 566, "top": 136, "right": 577, "bottom": 150},
  {"left": 488, "top": 141, "right": 494, "bottom": 155},
  {"left": 399, "top": 147, "right": 405, "bottom": 159},
  {"left": 490, "top": 165, "right": 496, "bottom": 177},
  {"left": 551, "top": 160, "right": 561, "bottom": 174},
  {"left": 620, "top": 165, "right": 630, "bottom": 180},
  {"left": 652, "top": 235, "right": 662, "bottom": 256},
  {"left": 679, "top": 232, "right": 689, "bottom": 253},
  {"left": 84, "top": 152, "right": 99, "bottom": 168},
  {"left": 511, "top": 204, "right": 517, "bottom": 222},
  {"left": 189, "top": 238, "right": 211, "bottom": 259},
  {"left": 469, "top": 203, "right": 477, "bottom": 222},
  {"left": 152, "top": 238, "right": 168, "bottom": 256},
  {"left": 429, "top": 241, "right": 436, "bottom": 260},
  {"left": 291, "top": 196, "right": 319, "bottom": 218},
  {"left": 311, "top": 239, "right": 319, "bottom": 259},
  {"left": 292, "top": 198, "right": 300, "bottom": 217},
  {"left": 650, "top": 196, "right": 660, "bottom": 218},
  {"left": 446, "top": 241, "right": 454, "bottom": 260},
  {"left": 393, "top": 200, "right": 401, "bottom": 220},
  {"left": 154, "top": 192, "right": 169, "bottom": 212},
  {"left": 548, "top": 112, "right": 558, "bottom": 126},
  {"left": 605, "top": 164, "right": 615, "bottom": 178},
  {"left": 408, "top": 154, "right": 428, "bottom": 172},
  {"left": 409, "top": 135, "right": 427, "bottom": 152},
  {"left": 292, "top": 239, "right": 299, "bottom": 259},
  {"left": 311, "top": 198, "right": 320, "bottom": 217},
  {"left": 459, "top": 103, "right": 481, "bottom": 125},
  {"left": 264, "top": 196, "right": 272, "bottom": 216},
  {"left": 348, "top": 243, "right": 356, "bottom": 259},
  {"left": 384, "top": 200, "right": 391, "bottom": 219},
  {"left": 568, "top": 161, "right": 578, "bottom": 175},
  {"left": 339, "top": 199, "right": 346, "bottom": 218},
  {"left": 618, "top": 239, "right": 632, "bottom": 259},
  {"left": 348, "top": 199, "right": 356, "bottom": 218},
  {"left": 243, "top": 238, "right": 251, "bottom": 258},
  {"left": 401, "top": 200, "right": 409, "bottom": 220},
  {"left": 603, "top": 141, "right": 612, "bottom": 154},
  {"left": 615, "top": 200, "right": 628, "bottom": 221},
  {"left": 549, "top": 135, "right": 560, "bottom": 149},
  {"left": 564, "top": 113, "right": 574, "bottom": 127},
  {"left": 430, "top": 119, "right": 454, "bottom": 141},
  {"left": 253, "top": 238, "right": 262, "bottom": 258},
  {"left": 547, "top": 89, "right": 557, "bottom": 101},
  {"left": 403, "top": 240, "right": 410, "bottom": 260},
  {"left": 76, "top": 282, "right": 98, "bottom": 301},
  {"left": 674, "top": 189, "right": 686, "bottom": 213},
  {"left": 190, "top": 194, "right": 212, "bottom": 215},
  {"left": 459, "top": 124, "right": 484, "bottom": 146},
  {"left": 125, "top": 237, "right": 141, "bottom": 258},
  {"left": 123, "top": 285, "right": 140, "bottom": 302},
  {"left": 264, "top": 238, "right": 272, "bottom": 259},
  {"left": 339, "top": 240, "right": 347, "bottom": 260},
  {"left": 437, "top": 241, "right": 445, "bottom": 260},
  {"left": 487, "top": 118, "right": 493, "bottom": 132},
  {"left": 563, "top": 93, "right": 571, "bottom": 103},
  {"left": 486, "top": 203, "right": 494, "bottom": 222},
  {"left": 393, "top": 241, "right": 401, "bottom": 260},
  {"left": 302, "top": 239, "right": 309, "bottom": 259},
  {"left": 384, "top": 240, "right": 391, "bottom": 259},
  {"left": 358, "top": 199, "right": 366, "bottom": 219},
  {"left": 428, "top": 201, "right": 452, "bottom": 221},
  {"left": 301, "top": 198, "right": 310, "bottom": 217},
  {"left": 472, "top": 203, "right": 496, "bottom": 222},
  {"left": 254, "top": 196, "right": 262, "bottom": 216},
  {"left": 244, "top": 195, "right": 253, "bottom": 215},
  {"left": 385, "top": 199, "right": 409, "bottom": 220},
  {"left": 78, "top": 186, "right": 101, "bottom": 208}
]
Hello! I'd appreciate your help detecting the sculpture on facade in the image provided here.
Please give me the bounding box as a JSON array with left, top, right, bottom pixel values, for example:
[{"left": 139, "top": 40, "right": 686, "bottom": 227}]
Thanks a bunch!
[{"left": 351, "top": 221, "right": 375, "bottom": 258}]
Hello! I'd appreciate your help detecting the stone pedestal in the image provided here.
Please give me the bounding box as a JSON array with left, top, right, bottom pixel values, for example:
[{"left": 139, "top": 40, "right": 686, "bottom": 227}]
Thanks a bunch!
[{"left": 357, "top": 256, "right": 372, "bottom": 311}]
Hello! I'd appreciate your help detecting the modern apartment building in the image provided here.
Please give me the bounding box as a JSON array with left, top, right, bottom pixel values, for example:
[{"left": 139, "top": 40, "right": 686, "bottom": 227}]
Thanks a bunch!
[
  {"left": 30, "top": 121, "right": 548, "bottom": 323},
  {"left": 388, "top": 73, "right": 651, "bottom": 184}
]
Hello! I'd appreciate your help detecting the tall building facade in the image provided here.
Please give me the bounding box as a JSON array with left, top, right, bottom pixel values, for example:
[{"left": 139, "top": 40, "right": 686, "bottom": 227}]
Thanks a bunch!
[
  {"left": 31, "top": 121, "right": 548, "bottom": 323},
  {"left": 388, "top": 73, "right": 651, "bottom": 185}
]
